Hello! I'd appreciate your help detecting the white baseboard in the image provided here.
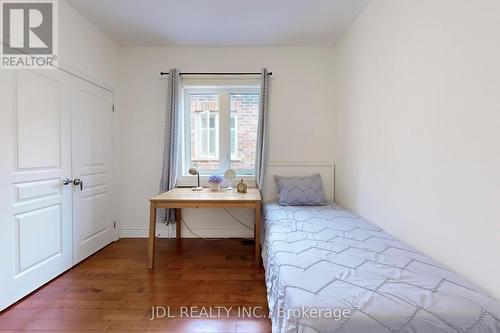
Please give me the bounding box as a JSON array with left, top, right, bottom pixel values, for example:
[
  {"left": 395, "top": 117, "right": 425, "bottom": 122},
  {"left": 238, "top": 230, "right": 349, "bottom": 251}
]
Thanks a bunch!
[
  {"left": 119, "top": 229, "right": 151, "bottom": 238},
  {"left": 119, "top": 228, "right": 254, "bottom": 239}
]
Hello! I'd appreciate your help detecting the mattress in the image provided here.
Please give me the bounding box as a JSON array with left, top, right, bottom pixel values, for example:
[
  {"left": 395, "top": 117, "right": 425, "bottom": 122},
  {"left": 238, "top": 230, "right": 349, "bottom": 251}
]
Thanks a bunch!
[{"left": 262, "top": 203, "right": 500, "bottom": 333}]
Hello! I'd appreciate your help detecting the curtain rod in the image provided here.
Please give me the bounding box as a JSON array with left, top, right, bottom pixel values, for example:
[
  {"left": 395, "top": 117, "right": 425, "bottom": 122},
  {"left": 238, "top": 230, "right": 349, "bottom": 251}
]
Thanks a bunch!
[{"left": 160, "top": 72, "right": 272, "bottom": 76}]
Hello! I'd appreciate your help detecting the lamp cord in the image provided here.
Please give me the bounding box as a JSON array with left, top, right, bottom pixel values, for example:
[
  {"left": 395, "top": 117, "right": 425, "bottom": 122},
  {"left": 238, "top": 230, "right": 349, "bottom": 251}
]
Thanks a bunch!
[
  {"left": 177, "top": 211, "right": 254, "bottom": 241},
  {"left": 224, "top": 208, "right": 254, "bottom": 231}
]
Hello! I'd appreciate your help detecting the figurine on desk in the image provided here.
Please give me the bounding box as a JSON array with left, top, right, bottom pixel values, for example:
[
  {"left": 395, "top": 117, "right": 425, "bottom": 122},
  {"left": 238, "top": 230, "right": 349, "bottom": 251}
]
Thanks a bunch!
[{"left": 237, "top": 179, "right": 247, "bottom": 193}]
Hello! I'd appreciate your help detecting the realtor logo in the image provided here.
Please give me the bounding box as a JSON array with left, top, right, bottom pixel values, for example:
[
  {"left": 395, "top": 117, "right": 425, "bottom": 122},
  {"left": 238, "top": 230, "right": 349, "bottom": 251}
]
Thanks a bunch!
[{"left": 1, "top": 0, "right": 58, "bottom": 68}]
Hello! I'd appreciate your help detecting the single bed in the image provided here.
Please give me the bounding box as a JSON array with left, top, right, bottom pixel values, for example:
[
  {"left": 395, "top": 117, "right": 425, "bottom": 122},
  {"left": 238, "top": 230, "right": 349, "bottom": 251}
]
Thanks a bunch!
[{"left": 262, "top": 203, "right": 500, "bottom": 333}]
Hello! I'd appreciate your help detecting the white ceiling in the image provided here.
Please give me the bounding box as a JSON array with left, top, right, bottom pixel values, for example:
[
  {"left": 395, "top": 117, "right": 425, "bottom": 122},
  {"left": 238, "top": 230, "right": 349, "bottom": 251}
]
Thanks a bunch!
[{"left": 66, "top": 0, "right": 369, "bottom": 46}]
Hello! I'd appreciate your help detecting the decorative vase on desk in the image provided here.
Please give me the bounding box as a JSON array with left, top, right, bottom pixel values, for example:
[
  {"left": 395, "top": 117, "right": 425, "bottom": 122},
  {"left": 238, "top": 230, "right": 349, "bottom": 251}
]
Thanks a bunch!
[{"left": 208, "top": 175, "right": 223, "bottom": 192}]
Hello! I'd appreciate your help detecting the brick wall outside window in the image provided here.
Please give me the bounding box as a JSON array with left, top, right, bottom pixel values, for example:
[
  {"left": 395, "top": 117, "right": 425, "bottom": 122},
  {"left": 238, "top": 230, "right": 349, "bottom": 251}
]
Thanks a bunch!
[{"left": 230, "top": 94, "right": 258, "bottom": 172}]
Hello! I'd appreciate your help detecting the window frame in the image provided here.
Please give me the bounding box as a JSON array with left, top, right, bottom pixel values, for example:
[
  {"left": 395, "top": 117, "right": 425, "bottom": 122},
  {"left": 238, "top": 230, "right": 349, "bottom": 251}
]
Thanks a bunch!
[{"left": 178, "top": 85, "right": 259, "bottom": 187}]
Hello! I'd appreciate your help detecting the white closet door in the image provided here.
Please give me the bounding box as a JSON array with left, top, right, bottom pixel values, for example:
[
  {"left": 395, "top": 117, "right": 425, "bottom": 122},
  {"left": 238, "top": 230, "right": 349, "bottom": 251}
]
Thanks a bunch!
[
  {"left": 0, "top": 70, "right": 73, "bottom": 310},
  {"left": 71, "top": 77, "right": 115, "bottom": 263}
]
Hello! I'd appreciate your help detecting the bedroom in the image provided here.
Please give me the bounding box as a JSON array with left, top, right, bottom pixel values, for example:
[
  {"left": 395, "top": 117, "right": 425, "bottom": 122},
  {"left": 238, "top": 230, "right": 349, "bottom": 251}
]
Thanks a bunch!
[{"left": 0, "top": 0, "right": 499, "bottom": 332}]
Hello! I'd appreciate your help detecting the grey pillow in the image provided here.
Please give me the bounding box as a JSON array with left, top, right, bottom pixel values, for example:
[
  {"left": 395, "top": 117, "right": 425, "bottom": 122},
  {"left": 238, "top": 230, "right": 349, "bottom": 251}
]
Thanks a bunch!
[{"left": 274, "top": 174, "right": 328, "bottom": 206}]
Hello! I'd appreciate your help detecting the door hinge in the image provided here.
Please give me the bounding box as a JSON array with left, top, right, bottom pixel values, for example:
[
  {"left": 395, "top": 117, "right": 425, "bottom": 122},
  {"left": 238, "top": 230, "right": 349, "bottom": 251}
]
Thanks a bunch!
[
  {"left": 112, "top": 104, "right": 115, "bottom": 112},
  {"left": 113, "top": 221, "right": 116, "bottom": 229}
]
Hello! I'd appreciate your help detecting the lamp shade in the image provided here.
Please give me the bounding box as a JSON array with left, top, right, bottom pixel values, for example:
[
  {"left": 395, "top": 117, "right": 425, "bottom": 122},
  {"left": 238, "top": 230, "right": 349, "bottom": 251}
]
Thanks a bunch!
[{"left": 188, "top": 167, "right": 199, "bottom": 176}]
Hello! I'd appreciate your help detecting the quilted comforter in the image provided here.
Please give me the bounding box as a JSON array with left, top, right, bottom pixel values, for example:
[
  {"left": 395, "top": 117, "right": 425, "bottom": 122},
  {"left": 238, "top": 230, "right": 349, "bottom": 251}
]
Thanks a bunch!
[{"left": 262, "top": 203, "right": 500, "bottom": 333}]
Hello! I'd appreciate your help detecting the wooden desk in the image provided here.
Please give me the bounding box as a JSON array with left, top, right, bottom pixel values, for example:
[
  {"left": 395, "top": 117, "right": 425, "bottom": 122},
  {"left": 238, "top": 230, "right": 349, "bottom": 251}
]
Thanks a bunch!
[{"left": 148, "top": 187, "right": 262, "bottom": 269}]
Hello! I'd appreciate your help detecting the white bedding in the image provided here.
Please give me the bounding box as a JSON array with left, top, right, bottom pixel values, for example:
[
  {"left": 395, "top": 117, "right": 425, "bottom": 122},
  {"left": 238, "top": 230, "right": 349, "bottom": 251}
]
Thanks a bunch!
[{"left": 262, "top": 203, "right": 500, "bottom": 333}]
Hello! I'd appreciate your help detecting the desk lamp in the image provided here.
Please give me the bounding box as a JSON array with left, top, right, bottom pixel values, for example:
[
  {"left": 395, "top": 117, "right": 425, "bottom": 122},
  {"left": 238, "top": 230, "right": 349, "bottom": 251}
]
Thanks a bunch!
[{"left": 188, "top": 167, "right": 203, "bottom": 191}]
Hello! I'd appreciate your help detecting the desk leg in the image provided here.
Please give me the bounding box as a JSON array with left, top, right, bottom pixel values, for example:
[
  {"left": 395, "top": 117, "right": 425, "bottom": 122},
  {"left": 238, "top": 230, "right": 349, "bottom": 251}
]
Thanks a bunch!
[
  {"left": 255, "top": 203, "right": 261, "bottom": 266},
  {"left": 175, "top": 208, "right": 181, "bottom": 251},
  {"left": 148, "top": 203, "right": 156, "bottom": 269}
]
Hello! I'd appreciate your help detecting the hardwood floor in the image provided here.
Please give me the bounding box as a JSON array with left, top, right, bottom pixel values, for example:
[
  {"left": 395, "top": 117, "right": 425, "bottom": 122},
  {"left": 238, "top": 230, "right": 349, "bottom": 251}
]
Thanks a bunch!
[{"left": 0, "top": 239, "right": 271, "bottom": 332}]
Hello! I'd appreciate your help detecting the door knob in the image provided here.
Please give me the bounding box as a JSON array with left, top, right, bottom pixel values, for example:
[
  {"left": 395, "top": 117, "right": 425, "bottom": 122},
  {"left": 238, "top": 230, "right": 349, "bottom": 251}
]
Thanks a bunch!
[
  {"left": 73, "top": 178, "right": 83, "bottom": 191},
  {"left": 62, "top": 178, "right": 73, "bottom": 185}
]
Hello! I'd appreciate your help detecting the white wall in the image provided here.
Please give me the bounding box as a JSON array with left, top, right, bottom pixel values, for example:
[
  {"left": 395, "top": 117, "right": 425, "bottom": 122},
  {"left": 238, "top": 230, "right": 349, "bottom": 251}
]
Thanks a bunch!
[
  {"left": 116, "top": 47, "right": 334, "bottom": 237},
  {"left": 332, "top": 0, "right": 500, "bottom": 299},
  {"left": 59, "top": 0, "right": 118, "bottom": 87}
]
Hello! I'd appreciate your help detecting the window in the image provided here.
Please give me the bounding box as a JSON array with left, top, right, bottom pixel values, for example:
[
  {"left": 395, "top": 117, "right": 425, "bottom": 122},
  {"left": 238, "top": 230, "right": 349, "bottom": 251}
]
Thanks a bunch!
[{"left": 182, "top": 85, "right": 259, "bottom": 179}]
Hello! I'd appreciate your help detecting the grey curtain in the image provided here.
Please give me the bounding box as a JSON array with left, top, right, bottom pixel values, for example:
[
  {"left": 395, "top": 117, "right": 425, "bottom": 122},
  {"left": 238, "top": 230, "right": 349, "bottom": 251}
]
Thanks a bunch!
[
  {"left": 157, "top": 68, "right": 180, "bottom": 224},
  {"left": 255, "top": 68, "right": 270, "bottom": 190}
]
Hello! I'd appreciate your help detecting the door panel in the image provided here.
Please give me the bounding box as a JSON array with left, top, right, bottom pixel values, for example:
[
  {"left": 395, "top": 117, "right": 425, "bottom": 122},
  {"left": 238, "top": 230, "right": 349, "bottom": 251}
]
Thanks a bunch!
[
  {"left": 14, "top": 178, "right": 61, "bottom": 201},
  {"left": 16, "top": 204, "right": 62, "bottom": 272},
  {"left": 0, "top": 70, "right": 73, "bottom": 310},
  {"left": 80, "top": 192, "right": 108, "bottom": 240},
  {"left": 16, "top": 71, "right": 62, "bottom": 169},
  {"left": 71, "top": 78, "right": 114, "bottom": 264}
]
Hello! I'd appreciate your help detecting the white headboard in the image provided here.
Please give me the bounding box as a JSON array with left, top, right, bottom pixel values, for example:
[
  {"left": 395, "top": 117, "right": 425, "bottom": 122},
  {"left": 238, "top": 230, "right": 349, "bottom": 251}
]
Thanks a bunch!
[{"left": 263, "top": 161, "right": 335, "bottom": 203}]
